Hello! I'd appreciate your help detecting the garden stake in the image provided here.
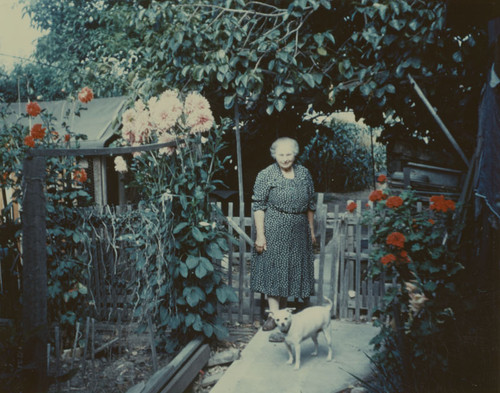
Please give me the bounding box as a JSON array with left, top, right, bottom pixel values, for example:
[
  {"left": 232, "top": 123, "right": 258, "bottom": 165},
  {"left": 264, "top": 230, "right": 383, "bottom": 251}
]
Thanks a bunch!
[
  {"left": 82, "top": 317, "right": 90, "bottom": 374},
  {"left": 148, "top": 315, "right": 158, "bottom": 372},
  {"left": 55, "top": 326, "right": 60, "bottom": 390}
]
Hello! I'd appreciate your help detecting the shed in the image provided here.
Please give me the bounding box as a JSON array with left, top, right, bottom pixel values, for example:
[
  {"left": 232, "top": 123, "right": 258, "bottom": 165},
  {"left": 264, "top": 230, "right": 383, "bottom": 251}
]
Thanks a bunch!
[{"left": 2, "top": 96, "right": 129, "bottom": 206}]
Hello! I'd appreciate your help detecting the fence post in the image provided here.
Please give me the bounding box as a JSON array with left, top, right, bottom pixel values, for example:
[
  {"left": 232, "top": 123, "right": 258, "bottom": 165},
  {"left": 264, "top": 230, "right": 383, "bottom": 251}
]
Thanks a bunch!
[{"left": 22, "top": 156, "right": 48, "bottom": 391}]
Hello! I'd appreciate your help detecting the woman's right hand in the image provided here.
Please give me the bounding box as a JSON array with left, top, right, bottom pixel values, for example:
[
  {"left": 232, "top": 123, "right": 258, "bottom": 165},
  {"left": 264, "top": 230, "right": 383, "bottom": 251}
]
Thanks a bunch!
[{"left": 254, "top": 235, "right": 267, "bottom": 254}]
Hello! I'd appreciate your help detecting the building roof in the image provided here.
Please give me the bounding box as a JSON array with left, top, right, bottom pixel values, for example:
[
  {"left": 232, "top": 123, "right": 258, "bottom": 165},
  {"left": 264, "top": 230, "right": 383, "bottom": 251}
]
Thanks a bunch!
[{"left": 2, "top": 96, "right": 128, "bottom": 148}]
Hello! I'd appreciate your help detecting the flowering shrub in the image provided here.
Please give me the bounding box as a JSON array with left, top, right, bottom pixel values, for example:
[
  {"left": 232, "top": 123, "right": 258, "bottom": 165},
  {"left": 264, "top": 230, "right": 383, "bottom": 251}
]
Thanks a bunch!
[
  {"left": 0, "top": 89, "right": 93, "bottom": 334},
  {"left": 363, "top": 183, "right": 464, "bottom": 391},
  {"left": 116, "top": 89, "right": 234, "bottom": 349}
]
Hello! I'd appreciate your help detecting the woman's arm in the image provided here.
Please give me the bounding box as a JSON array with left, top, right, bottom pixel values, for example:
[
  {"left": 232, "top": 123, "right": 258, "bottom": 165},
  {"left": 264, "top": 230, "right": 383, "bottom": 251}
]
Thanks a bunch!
[
  {"left": 254, "top": 210, "right": 267, "bottom": 253},
  {"left": 307, "top": 209, "right": 316, "bottom": 244}
]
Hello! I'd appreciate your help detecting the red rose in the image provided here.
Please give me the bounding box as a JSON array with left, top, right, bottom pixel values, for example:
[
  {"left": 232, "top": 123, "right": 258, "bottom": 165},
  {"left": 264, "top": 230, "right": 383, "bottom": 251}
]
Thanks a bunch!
[
  {"left": 377, "top": 174, "right": 387, "bottom": 183},
  {"left": 78, "top": 87, "right": 94, "bottom": 103},
  {"left": 73, "top": 169, "right": 88, "bottom": 183},
  {"left": 386, "top": 231, "right": 406, "bottom": 248},
  {"left": 346, "top": 202, "right": 357, "bottom": 213},
  {"left": 381, "top": 254, "right": 396, "bottom": 265},
  {"left": 386, "top": 195, "right": 403, "bottom": 209},
  {"left": 30, "top": 123, "right": 46, "bottom": 139},
  {"left": 26, "top": 101, "right": 41, "bottom": 117},
  {"left": 24, "top": 134, "right": 35, "bottom": 148}
]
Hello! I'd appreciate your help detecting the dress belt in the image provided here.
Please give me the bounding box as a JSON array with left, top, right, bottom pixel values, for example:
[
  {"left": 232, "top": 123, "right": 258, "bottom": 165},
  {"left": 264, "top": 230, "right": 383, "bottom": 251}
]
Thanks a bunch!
[{"left": 268, "top": 205, "right": 307, "bottom": 215}]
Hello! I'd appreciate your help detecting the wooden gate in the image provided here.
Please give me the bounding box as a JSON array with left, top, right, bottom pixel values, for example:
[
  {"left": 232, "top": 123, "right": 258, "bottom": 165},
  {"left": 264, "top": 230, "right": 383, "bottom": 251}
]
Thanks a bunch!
[{"left": 214, "top": 193, "right": 385, "bottom": 323}]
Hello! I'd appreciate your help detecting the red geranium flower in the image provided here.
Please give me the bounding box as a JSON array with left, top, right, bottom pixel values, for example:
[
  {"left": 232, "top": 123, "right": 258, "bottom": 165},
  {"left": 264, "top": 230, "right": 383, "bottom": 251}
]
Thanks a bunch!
[
  {"left": 30, "top": 123, "right": 46, "bottom": 139},
  {"left": 386, "top": 231, "right": 405, "bottom": 248},
  {"left": 24, "top": 134, "right": 35, "bottom": 148},
  {"left": 430, "top": 195, "right": 455, "bottom": 212},
  {"left": 377, "top": 174, "right": 387, "bottom": 183},
  {"left": 386, "top": 195, "right": 403, "bottom": 209},
  {"left": 78, "top": 87, "right": 94, "bottom": 103},
  {"left": 346, "top": 202, "right": 357, "bottom": 213},
  {"left": 381, "top": 254, "right": 396, "bottom": 265},
  {"left": 399, "top": 250, "right": 410, "bottom": 263},
  {"left": 369, "top": 190, "right": 387, "bottom": 202},
  {"left": 428, "top": 218, "right": 435, "bottom": 225},
  {"left": 26, "top": 101, "right": 41, "bottom": 117},
  {"left": 73, "top": 169, "right": 88, "bottom": 183},
  {"left": 64, "top": 134, "right": 71, "bottom": 142}
]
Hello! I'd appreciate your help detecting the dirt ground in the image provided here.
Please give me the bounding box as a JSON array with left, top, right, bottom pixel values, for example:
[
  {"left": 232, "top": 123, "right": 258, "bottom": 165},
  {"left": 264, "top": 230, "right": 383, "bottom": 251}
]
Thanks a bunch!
[{"left": 45, "top": 321, "right": 258, "bottom": 393}]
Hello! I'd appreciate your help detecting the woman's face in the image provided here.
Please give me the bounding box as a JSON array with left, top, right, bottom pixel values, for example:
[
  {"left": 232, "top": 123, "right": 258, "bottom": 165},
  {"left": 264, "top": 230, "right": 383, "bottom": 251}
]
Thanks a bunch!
[{"left": 275, "top": 142, "right": 295, "bottom": 171}]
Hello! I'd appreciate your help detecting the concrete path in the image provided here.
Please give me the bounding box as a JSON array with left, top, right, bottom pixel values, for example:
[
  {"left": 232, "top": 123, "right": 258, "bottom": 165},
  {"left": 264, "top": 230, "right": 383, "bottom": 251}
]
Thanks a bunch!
[{"left": 210, "top": 320, "right": 378, "bottom": 393}]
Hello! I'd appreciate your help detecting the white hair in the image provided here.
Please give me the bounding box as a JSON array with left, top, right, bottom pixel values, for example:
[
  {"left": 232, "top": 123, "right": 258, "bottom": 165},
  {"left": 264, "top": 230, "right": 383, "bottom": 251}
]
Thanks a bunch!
[{"left": 270, "top": 137, "right": 299, "bottom": 159}]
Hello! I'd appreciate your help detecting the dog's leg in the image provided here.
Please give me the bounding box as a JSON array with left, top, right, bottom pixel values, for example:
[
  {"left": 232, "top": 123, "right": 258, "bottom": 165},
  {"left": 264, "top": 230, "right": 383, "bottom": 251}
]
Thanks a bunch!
[
  {"left": 294, "top": 342, "right": 301, "bottom": 370},
  {"left": 322, "top": 326, "right": 333, "bottom": 361},
  {"left": 284, "top": 341, "right": 294, "bottom": 365},
  {"left": 311, "top": 332, "right": 319, "bottom": 356}
]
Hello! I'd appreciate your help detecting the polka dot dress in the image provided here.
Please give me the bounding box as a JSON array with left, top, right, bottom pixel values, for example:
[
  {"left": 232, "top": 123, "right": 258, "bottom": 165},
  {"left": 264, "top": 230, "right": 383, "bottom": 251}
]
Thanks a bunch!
[{"left": 250, "top": 163, "right": 316, "bottom": 298}]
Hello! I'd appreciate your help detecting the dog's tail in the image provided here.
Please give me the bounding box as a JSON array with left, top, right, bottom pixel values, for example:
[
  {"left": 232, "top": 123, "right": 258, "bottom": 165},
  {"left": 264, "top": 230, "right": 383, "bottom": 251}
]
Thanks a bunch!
[{"left": 323, "top": 296, "right": 333, "bottom": 310}]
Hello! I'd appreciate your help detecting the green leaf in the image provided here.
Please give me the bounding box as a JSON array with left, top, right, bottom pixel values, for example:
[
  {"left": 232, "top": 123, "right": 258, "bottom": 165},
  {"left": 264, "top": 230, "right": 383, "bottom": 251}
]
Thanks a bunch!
[
  {"left": 192, "top": 226, "right": 205, "bottom": 242},
  {"left": 173, "top": 222, "right": 189, "bottom": 234},
  {"left": 206, "top": 241, "right": 223, "bottom": 259},
  {"left": 195, "top": 264, "right": 207, "bottom": 278},
  {"left": 185, "top": 313, "right": 195, "bottom": 327},
  {"left": 186, "top": 255, "right": 199, "bottom": 269},
  {"left": 203, "top": 323, "right": 214, "bottom": 338},
  {"left": 224, "top": 94, "right": 235, "bottom": 109},
  {"left": 423, "top": 281, "right": 437, "bottom": 292},
  {"left": 302, "top": 73, "right": 315, "bottom": 88},
  {"left": 179, "top": 262, "right": 188, "bottom": 278}
]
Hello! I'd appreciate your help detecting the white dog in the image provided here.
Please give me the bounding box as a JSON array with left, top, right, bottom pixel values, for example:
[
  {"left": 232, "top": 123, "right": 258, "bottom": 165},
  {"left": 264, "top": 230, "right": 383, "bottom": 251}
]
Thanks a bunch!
[{"left": 270, "top": 297, "right": 333, "bottom": 370}]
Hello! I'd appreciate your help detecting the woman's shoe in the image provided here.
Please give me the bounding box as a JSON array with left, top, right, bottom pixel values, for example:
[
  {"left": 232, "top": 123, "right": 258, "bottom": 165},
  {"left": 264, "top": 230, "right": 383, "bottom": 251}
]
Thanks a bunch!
[{"left": 262, "top": 316, "right": 276, "bottom": 331}]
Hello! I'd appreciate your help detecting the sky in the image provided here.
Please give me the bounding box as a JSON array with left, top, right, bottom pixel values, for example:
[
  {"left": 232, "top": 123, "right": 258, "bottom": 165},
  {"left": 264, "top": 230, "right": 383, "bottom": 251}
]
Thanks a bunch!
[{"left": 0, "top": 0, "right": 45, "bottom": 71}]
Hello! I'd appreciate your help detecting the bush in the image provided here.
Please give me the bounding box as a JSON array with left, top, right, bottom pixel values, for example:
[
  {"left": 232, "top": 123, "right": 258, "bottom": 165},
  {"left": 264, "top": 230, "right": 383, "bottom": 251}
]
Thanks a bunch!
[
  {"left": 298, "top": 118, "right": 385, "bottom": 192},
  {"left": 361, "top": 182, "right": 466, "bottom": 392}
]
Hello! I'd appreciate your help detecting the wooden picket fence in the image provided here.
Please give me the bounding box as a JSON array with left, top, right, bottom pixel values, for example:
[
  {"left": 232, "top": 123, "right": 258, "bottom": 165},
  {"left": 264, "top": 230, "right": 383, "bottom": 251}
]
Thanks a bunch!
[{"left": 213, "top": 193, "right": 386, "bottom": 323}]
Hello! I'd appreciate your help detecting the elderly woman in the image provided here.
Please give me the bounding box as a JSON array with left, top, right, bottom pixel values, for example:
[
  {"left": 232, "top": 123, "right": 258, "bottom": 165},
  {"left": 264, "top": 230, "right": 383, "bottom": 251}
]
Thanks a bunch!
[{"left": 251, "top": 137, "right": 316, "bottom": 332}]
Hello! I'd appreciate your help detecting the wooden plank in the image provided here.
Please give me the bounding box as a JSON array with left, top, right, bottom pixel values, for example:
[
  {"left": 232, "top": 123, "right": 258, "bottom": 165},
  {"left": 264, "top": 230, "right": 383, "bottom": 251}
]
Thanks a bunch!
[
  {"left": 249, "top": 208, "right": 255, "bottom": 322},
  {"left": 238, "top": 202, "right": 245, "bottom": 323},
  {"left": 227, "top": 202, "right": 234, "bottom": 323},
  {"left": 139, "top": 337, "right": 203, "bottom": 393},
  {"left": 160, "top": 344, "right": 210, "bottom": 393},
  {"left": 355, "top": 208, "right": 362, "bottom": 321},
  {"left": 316, "top": 204, "right": 327, "bottom": 304},
  {"left": 339, "top": 234, "right": 346, "bottom": 319},
  {"left": 22, "top": 156, "right": 48, "bottom": 389}
]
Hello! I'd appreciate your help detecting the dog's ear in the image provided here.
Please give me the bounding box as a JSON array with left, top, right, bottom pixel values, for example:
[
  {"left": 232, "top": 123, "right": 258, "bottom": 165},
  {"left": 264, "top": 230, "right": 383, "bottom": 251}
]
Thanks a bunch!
[
  {"left": 265, "top": 309, "right": 274, "bottom": 317},
  {"left": 286, "top": 307, "right": 296, "bottom": 313}
]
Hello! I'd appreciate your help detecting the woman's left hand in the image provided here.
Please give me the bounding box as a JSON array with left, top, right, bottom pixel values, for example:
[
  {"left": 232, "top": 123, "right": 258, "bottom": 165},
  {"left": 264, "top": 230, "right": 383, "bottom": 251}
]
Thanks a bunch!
[{"left": 311, "top": 232, "right": 316, "bottom": 245}]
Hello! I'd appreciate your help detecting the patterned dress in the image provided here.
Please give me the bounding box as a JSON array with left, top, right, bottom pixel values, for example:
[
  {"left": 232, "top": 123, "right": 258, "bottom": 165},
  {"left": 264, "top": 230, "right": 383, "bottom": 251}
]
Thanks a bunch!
[{"left": 250, "top": 163, "right": 316, "bottom": 298}]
